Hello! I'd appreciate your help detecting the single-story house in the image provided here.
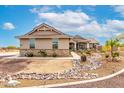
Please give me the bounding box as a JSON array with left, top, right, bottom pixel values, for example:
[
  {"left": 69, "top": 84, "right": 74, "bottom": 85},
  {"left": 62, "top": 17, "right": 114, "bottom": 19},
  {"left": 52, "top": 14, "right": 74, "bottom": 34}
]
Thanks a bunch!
[{"left": 16, "top": 23, "right": 99, "bottom": 57}]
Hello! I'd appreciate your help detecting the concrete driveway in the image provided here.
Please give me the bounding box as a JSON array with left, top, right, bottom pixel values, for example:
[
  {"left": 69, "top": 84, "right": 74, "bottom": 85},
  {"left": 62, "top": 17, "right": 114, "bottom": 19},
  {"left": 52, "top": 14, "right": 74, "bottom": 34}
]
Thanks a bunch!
[{"left": 0, "top": 52, "right": 19, "bottom": 58}]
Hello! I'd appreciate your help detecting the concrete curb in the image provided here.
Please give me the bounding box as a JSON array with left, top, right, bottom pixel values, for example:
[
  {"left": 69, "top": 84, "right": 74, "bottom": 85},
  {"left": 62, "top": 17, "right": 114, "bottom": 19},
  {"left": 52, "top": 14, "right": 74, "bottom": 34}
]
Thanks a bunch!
[{"left": 24, "top": 68, "right": 124, "bottom": 88}]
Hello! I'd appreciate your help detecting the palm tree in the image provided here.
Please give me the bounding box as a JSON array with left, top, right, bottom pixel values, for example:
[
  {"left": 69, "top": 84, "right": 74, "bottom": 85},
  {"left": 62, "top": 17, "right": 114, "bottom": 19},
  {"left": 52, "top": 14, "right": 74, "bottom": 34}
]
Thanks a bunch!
[{"left": 105, "top": 38, "right": 120, "bottom": 60}]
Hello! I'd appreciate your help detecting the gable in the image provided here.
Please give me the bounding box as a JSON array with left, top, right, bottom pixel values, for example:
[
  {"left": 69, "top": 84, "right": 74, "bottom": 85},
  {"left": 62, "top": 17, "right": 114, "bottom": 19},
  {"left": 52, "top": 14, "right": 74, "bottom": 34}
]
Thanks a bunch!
[{"left": 25, "top": 24, "right": 64, "bottom": 36}]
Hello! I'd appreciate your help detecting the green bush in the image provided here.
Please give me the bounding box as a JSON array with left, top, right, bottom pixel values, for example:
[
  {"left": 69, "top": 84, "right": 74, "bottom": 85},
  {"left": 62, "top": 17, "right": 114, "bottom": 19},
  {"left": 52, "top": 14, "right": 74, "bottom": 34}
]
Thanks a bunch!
[
  {"left": 85, "top": 50, "right": 91, "bottom": 55},
  {"left": 6, "top": 46, "right": 17, "bottom": 49},
  {"left": 100, "top": 50, "right": 105, "bottom": 53},
  {"left": 52, "top": 52, "right": 57, "bottom": 57},
  {"left": 105, "top": 54, "right": 109, "bottom": 58},
  {"left": 25, "top": 52, "right": 34, "bottom": 57},
  {"left": 38, "top": 50, "right": 47, "bottom": 57},
  {"left": 112, "top": 52, "right": 119, "bottom": 58}
]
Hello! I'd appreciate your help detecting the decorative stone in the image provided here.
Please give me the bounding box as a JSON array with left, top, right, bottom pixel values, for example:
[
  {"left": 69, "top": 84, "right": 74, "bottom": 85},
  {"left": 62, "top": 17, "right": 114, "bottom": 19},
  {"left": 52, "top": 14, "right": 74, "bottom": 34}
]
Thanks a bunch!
[
  {"left": 5, "top": 80, "right": 20, "bottom": 87},
  {"left": 0, "top": 53, "right": 102, "bottom": 81}
]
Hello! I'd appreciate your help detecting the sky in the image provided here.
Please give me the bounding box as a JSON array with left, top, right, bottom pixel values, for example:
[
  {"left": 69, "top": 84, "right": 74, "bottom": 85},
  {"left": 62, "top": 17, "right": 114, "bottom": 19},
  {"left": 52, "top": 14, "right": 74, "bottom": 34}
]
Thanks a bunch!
[{"left": 0, "top": 5, "right": 124, "bottom": 47}]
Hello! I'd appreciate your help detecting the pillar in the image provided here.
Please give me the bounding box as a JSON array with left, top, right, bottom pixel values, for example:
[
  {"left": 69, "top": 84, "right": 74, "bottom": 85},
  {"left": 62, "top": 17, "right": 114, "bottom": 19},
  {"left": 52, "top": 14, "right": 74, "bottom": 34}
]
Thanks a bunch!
[
  {"left": 74, "top": 42, "right": 76, "bottom": 50},
  {"left": 87, "top": 43, "right": 90, "bottom": 49}
]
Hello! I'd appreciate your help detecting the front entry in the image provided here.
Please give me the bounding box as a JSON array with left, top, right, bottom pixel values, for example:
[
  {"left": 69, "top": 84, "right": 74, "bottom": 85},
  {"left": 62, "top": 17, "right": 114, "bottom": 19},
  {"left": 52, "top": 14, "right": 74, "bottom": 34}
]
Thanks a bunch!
[
  {"left": 77, "top": 43, "right": 87, "bottom": 50},
  {"left": 69, "top": 43, "right": 75, "bottom": 50}
]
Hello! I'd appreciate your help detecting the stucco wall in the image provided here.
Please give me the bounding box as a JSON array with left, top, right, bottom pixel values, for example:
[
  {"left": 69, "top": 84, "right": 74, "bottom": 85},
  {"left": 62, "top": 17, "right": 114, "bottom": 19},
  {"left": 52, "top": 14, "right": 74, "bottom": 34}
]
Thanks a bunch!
[
  {"left": 36, "top": 38, "right": 52, "bottom": 49},
  {"left": 59, "top": 39, "right": 69, "bottom": 49},
  {"left": 20, "top": 39, "right": 29, "bottom": 49},
  {"left": 20, "top": 38, "right": 69, "bottom": 49}
]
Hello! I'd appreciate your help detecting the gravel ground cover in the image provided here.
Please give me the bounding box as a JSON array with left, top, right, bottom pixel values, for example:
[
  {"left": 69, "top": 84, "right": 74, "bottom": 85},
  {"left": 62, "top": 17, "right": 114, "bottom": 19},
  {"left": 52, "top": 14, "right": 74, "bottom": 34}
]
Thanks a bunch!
[{"left": 1, "top": 53, "right": 124, "bottom": 88}]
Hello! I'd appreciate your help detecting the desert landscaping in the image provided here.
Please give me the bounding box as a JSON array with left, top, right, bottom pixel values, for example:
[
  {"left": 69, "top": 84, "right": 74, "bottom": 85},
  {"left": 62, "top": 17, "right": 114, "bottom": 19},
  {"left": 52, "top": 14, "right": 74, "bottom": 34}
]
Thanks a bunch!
[
  {"left": 0, "top": 49, "right": 124, "bottom": 87},
  {"left": 0, "top": 33, "right": 124, "bottom": 88}
]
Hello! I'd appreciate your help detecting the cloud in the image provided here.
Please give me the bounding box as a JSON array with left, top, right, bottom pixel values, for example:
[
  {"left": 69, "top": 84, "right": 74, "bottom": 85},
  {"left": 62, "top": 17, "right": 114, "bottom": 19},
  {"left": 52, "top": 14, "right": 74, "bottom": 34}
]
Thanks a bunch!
[
  {"left": 38, "top": 11, "right": 112, "bottom": 38},
  {"left": 30, "top": 6, "right": 54, "bottom": 13},
  {"left": 115, "top": 32, "right": 122, "bottom": 36},
  {"left": 3, "top": 22, "right": 15, "bottom": 30},
  {"left": 113, "top": 5, "right": 124, "bottom": 17},
  {"left": 106, "top": 20, "right": 124, "bottom": 29},
  {"left": 36, "top": 11, "right": 110, "bottom": 38},
  {"left": 79, "top": 21, "right": 101, "bottom": 32},
  {"left": 100, "top": 20, "right": 124, "bottom": 38},
  {"left": 30, "top": 6, "right": 124, "bottom": 39},
  {"left": 38, "top": 10, "right": 91, "bottom": 27},
  {"left": 56, "top": 5, "right": 61, "bottom": 9}
]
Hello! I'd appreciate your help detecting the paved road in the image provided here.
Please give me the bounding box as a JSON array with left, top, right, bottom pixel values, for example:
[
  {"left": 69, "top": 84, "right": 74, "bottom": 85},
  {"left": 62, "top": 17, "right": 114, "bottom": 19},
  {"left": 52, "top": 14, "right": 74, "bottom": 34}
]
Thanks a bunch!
[{"left": 56, "top": 72, "right": 124, "bottom": 88}]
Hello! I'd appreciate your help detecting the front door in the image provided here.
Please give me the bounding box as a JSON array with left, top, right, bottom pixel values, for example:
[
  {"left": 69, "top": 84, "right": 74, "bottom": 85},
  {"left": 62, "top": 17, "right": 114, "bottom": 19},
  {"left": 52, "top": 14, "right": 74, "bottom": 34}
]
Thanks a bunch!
[{"left": 69, "top": 43, "right": 75, "bottom": 50}]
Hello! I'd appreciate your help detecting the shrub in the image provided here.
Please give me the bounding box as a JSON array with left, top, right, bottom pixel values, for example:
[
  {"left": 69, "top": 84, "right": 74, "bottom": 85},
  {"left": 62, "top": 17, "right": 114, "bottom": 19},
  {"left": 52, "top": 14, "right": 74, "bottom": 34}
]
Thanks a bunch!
[
  {"left": 38, "top": 50, "right": 47, "bottom": 57},
  {"left": 52, "top": 52, "right": 57, "bottom": 57},
  {"left": 25, "top": 52, "right": 34, "bottom": 57},
  {"left": 102, "top": 46, "right": 111, "bottom": 52},
  {"left": 81, "top": 53, "right": 87, "bottom": 62},
  {"left": 105, "top": 54, "right": 109, "bottom": 58},
  {"left": 6, "top": 46, "right": 17, "bottom": 49},
  {"left": 112, "top": 52, "right": 119, "bottom": 58},
  {"left": 100, "top": 50, "right": 105, "bottom": 53},
  {"left": 85, "top": 50, "right": 91, "bottom": 55}
]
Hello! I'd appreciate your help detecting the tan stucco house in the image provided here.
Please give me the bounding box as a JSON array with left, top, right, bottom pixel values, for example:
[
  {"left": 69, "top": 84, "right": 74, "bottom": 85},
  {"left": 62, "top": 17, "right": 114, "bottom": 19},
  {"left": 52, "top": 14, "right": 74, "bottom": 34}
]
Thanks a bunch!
[{"left": 16, "top": 23, "right": 99, "bottom": 57}]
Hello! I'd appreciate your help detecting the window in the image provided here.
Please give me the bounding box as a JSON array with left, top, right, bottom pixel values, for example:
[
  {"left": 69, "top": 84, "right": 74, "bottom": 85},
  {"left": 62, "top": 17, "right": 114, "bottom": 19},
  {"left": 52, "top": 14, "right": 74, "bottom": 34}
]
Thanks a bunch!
[
  {"left": 79, "top": 43, "right": 86, "bottom": 49},
  {"left": 29, "top": 38, "right": 35, "bottom": 49},
  {"left": 52, "top": 38, "right": 59, "bottom": 49}
]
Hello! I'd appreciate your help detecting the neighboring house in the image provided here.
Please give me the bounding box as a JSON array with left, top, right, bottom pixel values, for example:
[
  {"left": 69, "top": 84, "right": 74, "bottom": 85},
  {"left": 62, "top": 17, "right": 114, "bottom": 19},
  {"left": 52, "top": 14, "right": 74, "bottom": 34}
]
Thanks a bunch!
[{"left": 16, "top": 23, "right": 99, "bottom": 57}]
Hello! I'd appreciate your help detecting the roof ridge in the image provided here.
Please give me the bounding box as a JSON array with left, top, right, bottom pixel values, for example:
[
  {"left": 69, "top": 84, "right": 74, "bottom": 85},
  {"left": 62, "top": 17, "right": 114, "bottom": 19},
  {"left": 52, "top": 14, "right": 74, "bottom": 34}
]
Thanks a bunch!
[{"left": 24, "top": 23, "right": 71, "bottom": 38}]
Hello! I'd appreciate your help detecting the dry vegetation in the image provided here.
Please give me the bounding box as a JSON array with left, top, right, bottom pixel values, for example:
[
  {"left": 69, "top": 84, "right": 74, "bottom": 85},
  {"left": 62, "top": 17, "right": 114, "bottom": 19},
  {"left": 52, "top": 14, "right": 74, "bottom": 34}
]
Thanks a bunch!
[{"left": 0, "top": 49, "right": 19, "bottom": 53}]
